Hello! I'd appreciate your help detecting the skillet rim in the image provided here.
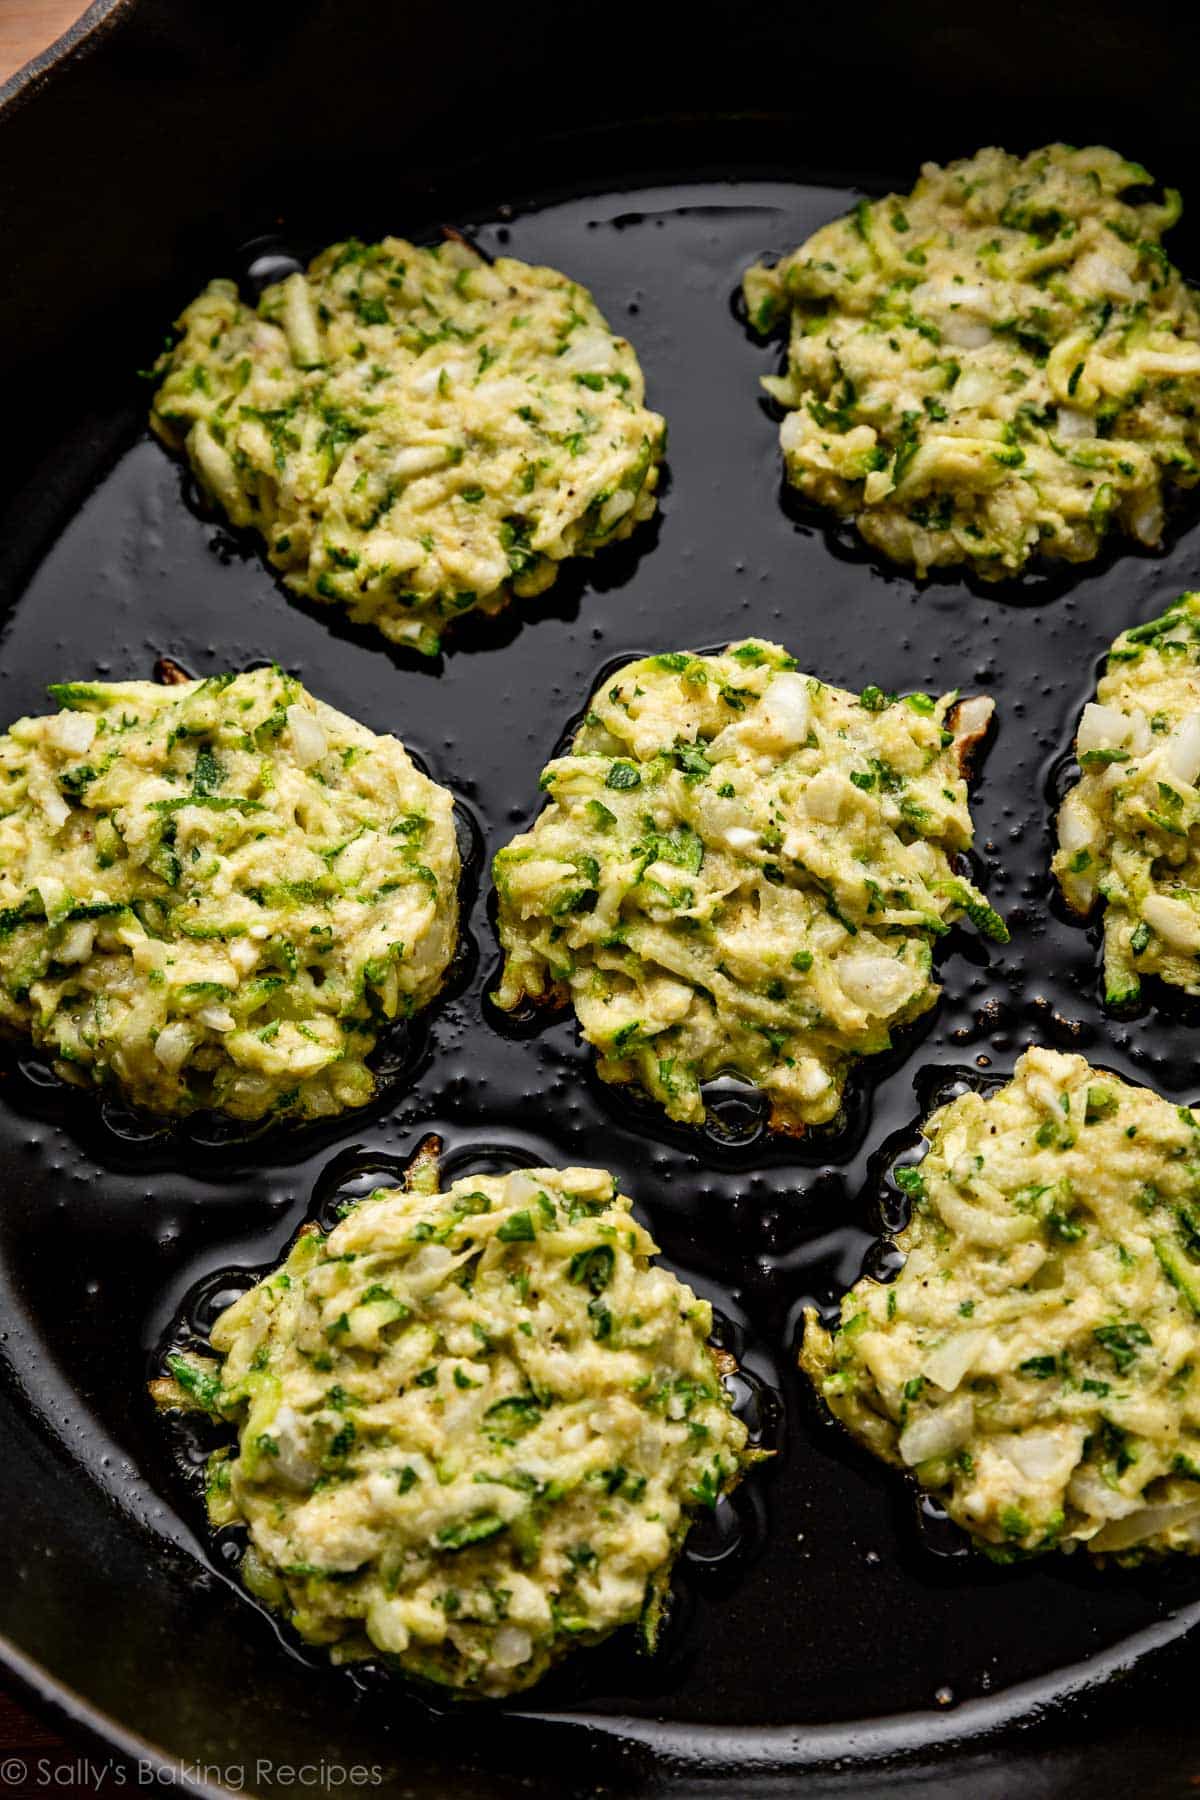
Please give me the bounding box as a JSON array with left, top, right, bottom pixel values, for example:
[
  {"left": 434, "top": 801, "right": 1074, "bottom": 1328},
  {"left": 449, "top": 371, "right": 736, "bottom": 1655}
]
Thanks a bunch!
[
  {"left": 0, "top": 0, "right": 130, "bottom": 112},
  {"left": 0, "top": 9, "right": 213, "bottom": 1786},
  {"left": 0, "top": 4, "right": 1194, "bottom": 1793},
  {"left": 0, "top": 1631, "right": 221, "bottom": 1796}
]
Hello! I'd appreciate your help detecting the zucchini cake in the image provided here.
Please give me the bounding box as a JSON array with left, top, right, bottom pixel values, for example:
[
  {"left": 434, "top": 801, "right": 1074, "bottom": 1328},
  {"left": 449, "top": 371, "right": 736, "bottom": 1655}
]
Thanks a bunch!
[
  {"left": 0, "top": 668, "right": 458, "bottom": 1121},
  {"left": 492, "top": 639, "right": 1005, "bottom": 1133},
  {"left": 803, "top": 1047, "right": 1200, "bottom": 1560},
  {"left": 743, "top": 144, "right": 1200, "bottom": 580},
  {"left": 1055, "top": 591, "right": 1200, "bottom": 1006},
  {"left": 150, "top": 236, "right": 666, "bottom": 656},
  {"left": 154, "top": 1147, "right": 752, "bottom": 1696}
]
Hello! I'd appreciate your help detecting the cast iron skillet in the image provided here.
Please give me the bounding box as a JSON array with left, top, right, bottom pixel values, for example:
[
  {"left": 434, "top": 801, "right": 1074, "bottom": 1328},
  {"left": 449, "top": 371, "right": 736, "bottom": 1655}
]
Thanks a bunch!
[{"left": 4, "top": 3, "right": 1200, "bottom": 1794}]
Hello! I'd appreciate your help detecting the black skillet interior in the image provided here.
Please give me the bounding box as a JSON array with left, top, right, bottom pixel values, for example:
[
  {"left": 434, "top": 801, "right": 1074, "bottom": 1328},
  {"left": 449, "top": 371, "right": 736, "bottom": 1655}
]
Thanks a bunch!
[{"left": 4, "top": 2, "right": 1200, "bottom": 1795}]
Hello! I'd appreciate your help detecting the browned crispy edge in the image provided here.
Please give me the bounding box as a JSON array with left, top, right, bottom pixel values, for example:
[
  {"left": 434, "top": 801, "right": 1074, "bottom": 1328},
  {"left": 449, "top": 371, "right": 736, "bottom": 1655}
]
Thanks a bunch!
[{"left": 947, "top": 694, "right": 995, "bottom": 780}]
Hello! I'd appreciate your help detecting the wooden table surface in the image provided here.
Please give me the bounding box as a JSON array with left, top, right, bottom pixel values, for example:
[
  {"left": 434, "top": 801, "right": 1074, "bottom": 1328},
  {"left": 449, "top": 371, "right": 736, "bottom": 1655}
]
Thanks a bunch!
[
  {"left": 0, "top": 14, "right": 148, "bottom": 1792},
  {"left": 0, "top": 0, "right": 91, "bottom": 86},
  {"left": 0, "top": 1688, "right": 105, "bottom": 1796}
]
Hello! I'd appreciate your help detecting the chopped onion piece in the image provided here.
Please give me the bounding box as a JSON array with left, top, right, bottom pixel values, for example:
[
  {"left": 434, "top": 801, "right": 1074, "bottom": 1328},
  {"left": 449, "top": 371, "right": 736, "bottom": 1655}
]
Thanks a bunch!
[
  {"left": 409, "top": 1243, "right": 454, "bottom": 1279},
  {"left": 1057, "top": 791, "right": 1097, "bottom": 855},
  {"left": 489, "top": 1627, "right": 532, "bottom": 1663},
  {"left": 491, "top": 1626, "right": 533, "bottom": 1669},
  {"left": 1130, "top": 495, "right": 1164, "bottom": 545},
  {"left": 197, "top": 1004, "right": 236, "bottom": 1033},
  {"left": 34, "top": 875, "right": 65, "bottom": 920},
  {"left": 1076, "top": 702, "right": 1130, "bottom": 754},
  {"left": 46, "top": 712, "right": 96, "bottom": 755},
  {"left": 738, "top": 672, "right": 812, "bottom": 753},
  {"left": 950, "top": 694, "right": 993, "bottom": 754},
  {"left": 391, "top": 445, "right": 447, "bottom": 479},
  {"left": 921, "top": 1329, "right": 988, "bottom": 1393},
  {"left": 1074, "top": 251, "right": 1138, "bottom": 301},
  {"left": 1090, "top": 1498, "right": 1200, "bottom": 1553},
  {"left": 269, "top": 1403, "right": 319, "bottom": 1491},
  {"left": 951, "top": 368, "right": 992, "bottom": 409},
  {"left": 503, "top": 1171, "right": 543, "bottom": 1209},
  {"left": 804, "top": 767, "right": 844, "bottom": 823},
  {"left": 55, "top": 922, "right": 95, "bottom": 965},
  {"left": 898, "top": 1394, "right": 973, "bottom": 1466},
  {"left": 1067, "top": 1468, "right": 1142, "bottom": 1523},
  {"left": 37, "top": 783, "right": 70, "bottom": 832},
  {"left": 286, "top": 705, "right": 328, "bottom": 768},
  {"left": 1127, "top": 708, "right": 1152, "bottom": 755},
  {"left": 993, "top": 1427, "right": 1081, "bottom": 1485},
  {"left": 154, "top": 1023, "right": 192, "bottom": 1071},
  {"left": 838, "top": 955, "right": 916, "bottom": 1015},
  {"left": 1141, "top": 893, "right": 1200, "bottom": 952},
  {"left": 228, "top": 938, "right": 259, "bottom": 977},
  {"left": 940, "top": 315, "right": 992, "bottom": 350},
  {"left": 1166, "top": 712, "right": 1200, "bottom": 787},
  {"left": 557, "top": 328, "right": 615, "bottom": 374},
  {"left": 1055, "top": 406, "right": 1095, "bottom": 441}
]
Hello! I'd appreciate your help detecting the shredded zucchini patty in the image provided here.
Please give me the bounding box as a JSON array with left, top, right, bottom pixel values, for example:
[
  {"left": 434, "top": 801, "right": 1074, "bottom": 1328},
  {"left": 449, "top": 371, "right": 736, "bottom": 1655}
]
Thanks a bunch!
[
  {"left": 492, "top": 639, "right": 1005, "bottom": 1132},
  {"left": 743, "top": 144, "right": 1200, "bottom": 580},
  {"left": 1055, "top": 591, "right": 1200, "bottom": 1005},
  {"left": 150, "top": 236, "right": 665, "bottom": 656},
  {"left": 803, "top": 1048, "right": 1200, "bottom": 1560},
  {"left": 157, "top": 1154, "right": 750, "bottom": 1696},
  {"left": 0, "top": 669, "right": 458, "bottom": 1121}
]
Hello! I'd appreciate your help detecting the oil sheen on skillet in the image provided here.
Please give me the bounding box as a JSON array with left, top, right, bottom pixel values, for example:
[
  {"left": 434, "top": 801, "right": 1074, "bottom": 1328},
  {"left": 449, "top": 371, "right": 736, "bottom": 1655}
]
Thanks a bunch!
[{"left": 3, "top": 171, "right": 1200, "bottom": 1738}]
